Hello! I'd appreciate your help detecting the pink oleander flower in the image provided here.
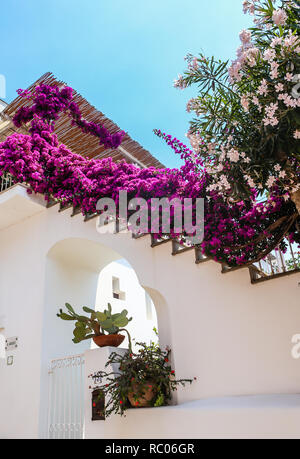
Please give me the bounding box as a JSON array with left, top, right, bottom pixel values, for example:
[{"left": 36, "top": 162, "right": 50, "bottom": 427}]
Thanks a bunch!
[
  {"left": 218, "top": 174, "right": 231, "bottom": 191},
  {"left": 263, "top": 102, "right": 279, "bottom": 127},
  {"left": 227, "top": 148, "right": 240, "bottom": 163},
  {"left": 252, "top": 96, "right": 261, "bottom": 111},
  {"left": 263, "top": 48, "right": 276, "bottom": 62},
  {"left": 239, "top": 29, "right": 252, "bottom": 44},
  {"left": 240, "top": 95, "right": 249, "bottom": 112},
  {"left": 271, "top": 37, "right": 283, "bottom": 48},
  {"left": 270, "top": 61, "right": 279, "bottom": 79},
  {"left": 279, "top": 170, "right": 286, "bottom": 179},
  {"left": 272, "top": 9, "right": 288, "bottom": 26},
  {"left": 186, "top": 99, "right": 195, "bottom": 113},
  {"left": 294, "top": 130, "right": 300, "bottom": 139},
  {"left": 186, "top": 131, "right": 203, "bottom": 154},
  {"left": 263, "top": 116, "right": 279, "bottom": 127},
  {"left": 190, "top": 57, "right": 199, "bottom": 71},
  {"left": 275, "top": 83, "right": 284, "bottom": 93},
  {"left": 173, "top": 74, "right": 187, "bottom": 90},
  {"left": 243, "top": 1, "right": 255, "bottom": 15},
  {"left": 278, "top": 93, "right": 299, "bottom": 108},
  {"left": 266, "top": 176, "right": 276, "bottom": 188},
  {"left": 228, "top": 61, "right": 242, "bottom": 83},
  {"left": 245, "top": 47, "right": 259, "bottom": 67},
  {"left": 245, "top": 175, "right": 255, "bottom": 188},
  {"left": 257, "top": 79, "right": 268, "bottom": 96},
  {"left": 284, "top": 31, "right": 299, "bottom": 48}
]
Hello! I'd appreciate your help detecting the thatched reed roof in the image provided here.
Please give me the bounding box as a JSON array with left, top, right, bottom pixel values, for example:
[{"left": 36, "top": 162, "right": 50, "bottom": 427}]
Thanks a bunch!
[{"left": 0, "top": 72, "right": 165, "bottom": 169}]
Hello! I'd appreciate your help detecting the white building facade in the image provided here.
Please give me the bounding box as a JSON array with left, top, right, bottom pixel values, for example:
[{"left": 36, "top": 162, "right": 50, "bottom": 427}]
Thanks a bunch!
[{"left": 0, "top": 184, "right": 299, "bottom": 439}]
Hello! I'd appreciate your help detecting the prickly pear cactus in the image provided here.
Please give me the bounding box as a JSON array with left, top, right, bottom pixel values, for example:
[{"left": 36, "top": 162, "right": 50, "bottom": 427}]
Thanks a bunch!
[{"left": 57, "top": 302, "right": 132, "bottom": 343}]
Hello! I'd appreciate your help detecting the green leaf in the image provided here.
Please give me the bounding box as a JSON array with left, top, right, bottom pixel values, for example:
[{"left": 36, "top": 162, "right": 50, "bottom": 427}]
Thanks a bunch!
[
  {"left": 65, "top": 303, "right": 75, "bottom": 314},
  {"left": 113, "top": 316, "right": 128, "bottom": 327},
  {"left": 82, "top": 306, "right": 95, "bottom": 314},
  {"left": 72, "top": 334, "right": 94, "bottom": 343},
  {"left": 105, "top": 326, "right": 119, "bottom": 335},
  {"left": 101, "top": 318, "right": 114, "bottom": 331},
  {"left": 73, "top": 327, "right": 86, "bottom": 339},
  {"left": 58, "top": 313, "right": 75, "bottom": 321},
  {"left": 111, "top": 313, "right": 121, "bottom": 320},
  {"left": 77, "top": 315, "right": 89, "bottom": 322},
  {"left": 95, "top": 311, "right": 107, "bottom": 322}
]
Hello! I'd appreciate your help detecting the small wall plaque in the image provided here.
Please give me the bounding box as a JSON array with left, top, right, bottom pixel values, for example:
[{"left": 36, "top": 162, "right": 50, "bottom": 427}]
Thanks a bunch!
[
  {"left": 5, "top": 336, "right": 18, "bottom": 351},
  {"left": 91, "top": 372, "right": 103, "bottom": 385}
]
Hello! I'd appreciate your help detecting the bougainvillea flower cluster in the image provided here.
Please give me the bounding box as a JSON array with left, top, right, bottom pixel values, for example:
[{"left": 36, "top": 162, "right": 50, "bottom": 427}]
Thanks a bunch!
[
  {"left": 13, "top": 84, "right": 125, "bottom": 150},
  {"left": 0, "top": 83, "right": 298, "bottom": 268}
]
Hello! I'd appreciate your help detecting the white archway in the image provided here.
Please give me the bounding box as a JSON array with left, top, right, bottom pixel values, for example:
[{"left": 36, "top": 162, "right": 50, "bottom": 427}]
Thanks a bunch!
[{"left": 39, "top": 236, "right": 170, "bottom": 437}]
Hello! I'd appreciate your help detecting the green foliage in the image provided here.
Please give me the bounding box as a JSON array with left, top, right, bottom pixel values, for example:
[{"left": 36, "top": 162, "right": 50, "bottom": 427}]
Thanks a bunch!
[
  {"left": 154, "top": 392, "right": 165, "bottom": 407},
  {"left": 57, "top": 302, "right": 132, "bottom": 344},
  {"left": 179, "top": 0, "right": 300, "bottom": 200},
  {"left": 89, "top": 338, "right": 195, "bottom": 418},
  {"left": 286, "top": 251, "right": 300, "bottom": 269}
]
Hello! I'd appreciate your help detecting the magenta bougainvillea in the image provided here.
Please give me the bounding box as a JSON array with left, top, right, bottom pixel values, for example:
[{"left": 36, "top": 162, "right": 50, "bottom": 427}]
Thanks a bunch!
[
  {"left": 13, "top": 84, "right": 125, "bottom": 149},
  {"left": 0, "top": 83, "right": 298, "bottom": 268}
]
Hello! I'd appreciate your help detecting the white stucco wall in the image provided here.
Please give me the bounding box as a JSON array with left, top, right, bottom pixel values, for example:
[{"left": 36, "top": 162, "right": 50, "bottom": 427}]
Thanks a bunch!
[
  {"left": 84, "top": 347, "right": 300, "bottom": 439},
  {"left": 0, "top": 187, "right": 300, "bottom": 438}
]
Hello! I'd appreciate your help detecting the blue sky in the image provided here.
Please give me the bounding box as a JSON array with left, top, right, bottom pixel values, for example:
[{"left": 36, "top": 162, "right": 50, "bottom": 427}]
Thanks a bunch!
[{"left": 2, "top": 0, "right": 251, "bottom": 168}]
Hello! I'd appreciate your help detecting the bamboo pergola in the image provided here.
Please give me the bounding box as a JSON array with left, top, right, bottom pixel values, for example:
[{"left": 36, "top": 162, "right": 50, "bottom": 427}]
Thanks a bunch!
[{"left": 0, "top": 72, "right": 165, "bottom": 169}]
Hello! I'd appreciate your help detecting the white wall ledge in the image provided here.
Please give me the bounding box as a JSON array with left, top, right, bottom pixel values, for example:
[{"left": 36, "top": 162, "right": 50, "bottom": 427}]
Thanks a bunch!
[
  {"left": 85, "top": 394, "right": 300, "bottom": 439},
  {"left": 84, "top": 347, "right": 300, "bottom": 439},
  {"left": 0, "top": 184, "right": 46, "bottom": 230}
]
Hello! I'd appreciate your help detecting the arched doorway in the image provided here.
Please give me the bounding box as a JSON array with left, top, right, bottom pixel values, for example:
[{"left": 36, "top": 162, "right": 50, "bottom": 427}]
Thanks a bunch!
[{"left": 40, "top": 237, "right": 168, "bottom": 438}]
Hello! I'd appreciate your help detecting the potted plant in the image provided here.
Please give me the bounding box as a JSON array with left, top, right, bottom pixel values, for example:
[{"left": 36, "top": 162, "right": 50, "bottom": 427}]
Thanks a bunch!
[
  {"left": 89, "top": 339, "right": 195, "bottom": 417},
  {"left": 57, "top": 302, "right": 132, "bottom": 348}
]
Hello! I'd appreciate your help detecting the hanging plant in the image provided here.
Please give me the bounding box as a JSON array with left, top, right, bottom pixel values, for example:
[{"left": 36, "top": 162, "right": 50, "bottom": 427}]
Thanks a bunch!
[{"left": 88, "top": 339, "right": 195, "bottom": 418}]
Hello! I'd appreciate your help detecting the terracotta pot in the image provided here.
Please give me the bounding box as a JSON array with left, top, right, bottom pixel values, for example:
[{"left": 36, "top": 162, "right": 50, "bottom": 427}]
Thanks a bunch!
[
  {"left": 128, "top": 382, "right": 156, "bottom": 407},
  {"left": 93, "top": 334, "right": 125, "bottom": 348}
]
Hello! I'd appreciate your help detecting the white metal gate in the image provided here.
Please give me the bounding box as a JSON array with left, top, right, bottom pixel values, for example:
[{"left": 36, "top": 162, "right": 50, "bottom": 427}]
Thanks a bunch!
[{"left": 47, "top": 354, "right": 85, "bottom": 439}]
